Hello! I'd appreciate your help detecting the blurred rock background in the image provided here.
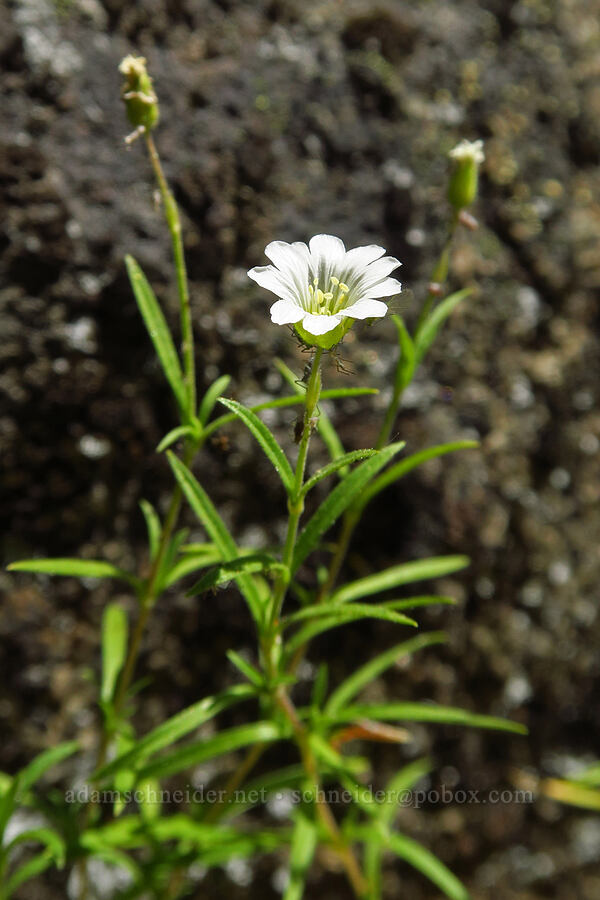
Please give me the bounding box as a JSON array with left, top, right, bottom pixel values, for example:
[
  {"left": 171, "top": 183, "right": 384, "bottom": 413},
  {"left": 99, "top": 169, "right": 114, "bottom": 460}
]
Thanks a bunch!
[{"left": 1, "top": 0, "right": 599, "bottom": 897}]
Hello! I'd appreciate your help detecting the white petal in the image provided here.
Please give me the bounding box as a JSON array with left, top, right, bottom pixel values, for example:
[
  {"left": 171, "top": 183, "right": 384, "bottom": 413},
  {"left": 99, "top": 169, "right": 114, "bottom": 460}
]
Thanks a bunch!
[
  {"left": 308, "top": 234, "right": 346, "bottom": 262},
  {"left": 342, "top": 298, "right": 388, "bottom": 319},
  {"left": 301, "top": 313, "right": 343, "bottom": 335},
  {"left": 362, "top": 277, "right": 402, "bottom": 299},
  {"left": 343, "top": 244, "right": 386, "bottom": 270},
  {"left": 270, "top": 298, "right": 304, "bottom": 325},
  {"left": 265, "top": 240, "right": 309, "bottom": 278},
  {"left": 248, "top": 266, "right": 298, "bottom": 302},
  {"left": 263, "top": 241, "right": 310, "bottom": 307}
]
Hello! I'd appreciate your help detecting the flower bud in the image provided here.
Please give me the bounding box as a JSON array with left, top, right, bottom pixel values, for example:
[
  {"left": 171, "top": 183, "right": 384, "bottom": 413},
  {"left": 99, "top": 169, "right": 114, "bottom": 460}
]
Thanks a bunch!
[
  {"left": 119, "top": 55, "right": 159, "bottom": 133},
  {"left": 447, "top": 139, "right": 484, "bottom": 210}
]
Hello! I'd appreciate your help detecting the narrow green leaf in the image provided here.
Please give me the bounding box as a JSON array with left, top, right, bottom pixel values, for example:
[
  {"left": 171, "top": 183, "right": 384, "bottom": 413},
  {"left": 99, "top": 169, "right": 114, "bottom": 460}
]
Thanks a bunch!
[
  {"left": 414, "top": 288, "right": 472, "bottom": 364},
  {"left": 138, "top": 721, "right": 285, "bottom": 781},
  {"left": 283, "top": 603, "right": 417, "bottom": 629},
  {"left": 381, "top": 758, "right": 433, "bottom": 826},
  {"left": 156, "top": 424, "right": 199, "bottom": 453},
  {"left": 17, "top": 742, "right": 79, "bottom": 796},
  {"left": 202, "top": 388, "right": 377, "bottom": 441},
  {"left": 384, "top": 596, "right": 457, "bottom": 611},
  {"left": 5, "top": 849, "right": 56, "bottom": 897},
  {"left": 199, "top": 374, "right": 231, "bottom": 426},
  {"left": 284, "top": 810, "right": 318, "bottom": 900},
  {"left": 167, "top": 453, "right": 263, "bottom": 623},
  {"left": 139, "top": 500, "right": 161, "bottom": 560},
  {"left": 573, "top": 763, "right": 600, "bottom": 788},
  {"left": 187, "top": 554, "right": 286, "bottom": 596},
  {"left": 125, "top": 255, "right": 187, "bottom": 413},
  {"left": 392, "top": 315, "right": 416, "bottom": 391},
  {"left": 5, "top": 827, "right": 65, "bottom": 867},
  {"left": 101, "top": 604, "right": 128, "bottom": 705},
  {"left": 292, "top": 442, "right": 406, "bottom": 572},
  {"left": 388, "top": 831, "right": 470, "bottom": 900},
  {"left": 227, "top": 650, "right": 264, "bottom": 688},
  {"left": 332, "top": 702, "right": 528, "bottom": 735},
  {"left": 331, "top": 556, "right": 470, "bottom": 605},
  {"left": 221, "top": 766, "right": 306, "bottom": 821},
  {"left": 7, "top": 559, "right": 141, "bottom": 591},
  {"left": 326, "top": 634, "right": 447, "bottom": 716},
  {"left": 137, "top": 777, "right": 162, "bottom": 822},
  {"left": 218, "top": 398, "right": 294, "bottom": 493},
  {"left": 301, "top": 449, "right": 377, "bottom": 497},
  {"left": 360, "top": 441, "right": 479, "bottom": 511},
  {"left": 95, "top": 685, "right": 254, "bottom": 781},
  {"left": 161, "top": 549, "right": 223, "bottom": 589}
]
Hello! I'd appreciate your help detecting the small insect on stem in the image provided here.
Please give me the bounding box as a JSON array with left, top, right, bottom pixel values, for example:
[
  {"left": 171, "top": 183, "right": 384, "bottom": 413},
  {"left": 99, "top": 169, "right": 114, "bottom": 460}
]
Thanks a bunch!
[{"left": 331, "top": 348, "right": 354, "bottom": 376}]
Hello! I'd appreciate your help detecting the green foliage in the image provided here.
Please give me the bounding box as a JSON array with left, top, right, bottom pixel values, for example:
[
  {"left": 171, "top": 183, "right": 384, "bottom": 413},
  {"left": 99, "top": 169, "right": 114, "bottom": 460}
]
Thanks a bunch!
[
  {"left": 5, "top": 96, "right": 520, "bottom": 899},
  {"left": 125, "top": 255, "right": 188, "bottom": 416},
  {"left": 218, "top": 397, "right": 295, "bottom": 493},
  {"left": 331, "top": 556, "right": 470, "bottom": 604},
  {"left": 292, "top": 442, "right": 406, "bottom": 571},
  {"left": 7, "top": 559, "right": 141, "bottom": 592},
  {"left": 101, "top": 603, "right": 128, "bottom": 705}
]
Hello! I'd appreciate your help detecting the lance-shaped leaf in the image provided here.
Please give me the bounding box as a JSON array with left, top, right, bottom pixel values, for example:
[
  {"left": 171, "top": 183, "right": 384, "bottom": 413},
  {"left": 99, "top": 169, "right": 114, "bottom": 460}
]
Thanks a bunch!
[
  {"left": 283, "top": 603, "right": 417, "bottom": 630},
  {"left": 138, "top": 721, "right": 286, "bottom": 781},
  {"left": 125, "top": 255, "right": 188, "bottom": 414},
  {"left": 284, "top": 810, "right": 318, "bottom": 900},
  {"left": 156, "top": 423, "right": 200, "bottom": 453},
  {"left": 161, "top": 547, "right": 223, "bottom": 589},
  {"left": 5, "top": 848, "right": 59, "bottom": 897},
  {"left": 7, "top": 559, "right": 141, "bottom": 591},
  {"left": 326, "top": 633, "right": 447, "bottom": 716},
  {"left": 5, "top": 827, "right": 66, "bottom": 867},
  {"left": 139, "top": 499, "right": 161, "bottom": 560},
  {"left": 167, "top": 453, "right": 263, "bottom": 623},
  {"left": 331, "top": 556, "right": 469, "bottom": 605},
  {"left": 380, "top": 758, "right": 433, "bottom": 826},
  {"left": 227, "top": 650, "right": 264, "bottom": 688},
  {"left": 202, "top": 387, "right": 377, "bottom": 441},
  {"left": 283, "top": 610, "right": 419, "bottom": 660},
  {"left": 330, "top": 702, "right": 527, "bottom": 735},
  {"left": 218, "top": 398, "right": 294, "bottom": 494},
  {"left": 414, "top": 287, "right": 472, "bottom": 364},
  {"left": 359, "top": 441, "right": 479, "bottom": 511},
  {"left": 199, "top": 374, "right": 231, "bottom": 425},
  {"left": 187, "top": 554, "right": 286, "bottom": 597},
  {"left": 94, "top": 684, "right": 254, "bottom": 781},
  {"left": 292, "top": 442, "right": 406, "bottom": 572},
  {"left": 301, "top": 449, "right": 377, "bottom": 497},
  {"left": 387, "top": 832, "right": 470, "bottom": 900},
  {"left": 101, "top": 604, "right": 128, "bottom": 705}
]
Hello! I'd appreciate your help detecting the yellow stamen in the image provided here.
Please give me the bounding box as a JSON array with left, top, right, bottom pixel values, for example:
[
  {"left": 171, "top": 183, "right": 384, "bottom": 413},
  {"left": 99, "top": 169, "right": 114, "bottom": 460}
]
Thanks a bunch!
[
  {"left": 339, "top": 282, "right": 349, "bottom": 293},
  {"left": 330, "top": 276, "right": 339, "bottom": 286}
]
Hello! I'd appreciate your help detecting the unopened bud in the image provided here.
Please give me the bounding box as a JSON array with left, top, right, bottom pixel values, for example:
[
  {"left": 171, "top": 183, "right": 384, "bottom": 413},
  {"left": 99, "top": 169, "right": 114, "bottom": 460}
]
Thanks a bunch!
[
  {"left": 447, "top": 139, "right": 484, "bottom": 210},
  {"left": 119, "top": 55, "right": 159, "bottom": 134}
]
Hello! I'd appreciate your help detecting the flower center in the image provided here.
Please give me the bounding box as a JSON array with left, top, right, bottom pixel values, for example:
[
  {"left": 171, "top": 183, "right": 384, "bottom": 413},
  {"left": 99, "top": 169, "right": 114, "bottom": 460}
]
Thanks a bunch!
[{"left": 307, "top": 276, "right": 349, "bottom": 316}]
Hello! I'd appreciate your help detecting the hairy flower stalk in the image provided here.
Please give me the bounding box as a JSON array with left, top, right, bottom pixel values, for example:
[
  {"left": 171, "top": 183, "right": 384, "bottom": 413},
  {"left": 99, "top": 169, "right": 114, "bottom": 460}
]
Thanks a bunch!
[{"left": 249, "top": 234, "right": 402, "bottom": 349}]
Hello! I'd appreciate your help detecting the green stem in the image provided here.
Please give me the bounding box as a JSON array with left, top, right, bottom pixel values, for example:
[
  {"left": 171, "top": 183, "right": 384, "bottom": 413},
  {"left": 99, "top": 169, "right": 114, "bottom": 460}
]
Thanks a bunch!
[
  {"left": 273, "top": 686, "right": 368, "bottom": 898},
  {"left": 144, "top": 132, "right": 196, "bottom": 420},
  {"left": 267, "top": 348, "right": 323, "bottom": 640},
  {"left": 317, "top": 210, "right": 461, "bottom": 606}
]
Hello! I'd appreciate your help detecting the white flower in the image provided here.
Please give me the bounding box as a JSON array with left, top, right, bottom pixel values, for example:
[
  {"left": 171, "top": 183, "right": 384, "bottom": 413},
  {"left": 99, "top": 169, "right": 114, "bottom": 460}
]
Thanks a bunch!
[
  {"left": 448, "top": 139, "right": 485, "bottom": 165},
  {"left": 247, "top": 234, "right": 402, "bottom": 347}
]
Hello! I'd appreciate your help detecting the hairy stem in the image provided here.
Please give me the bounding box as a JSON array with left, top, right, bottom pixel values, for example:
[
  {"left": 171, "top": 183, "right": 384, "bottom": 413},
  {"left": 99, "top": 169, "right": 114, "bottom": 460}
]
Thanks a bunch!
[{"left": 144, "top": 132, "right": 196, "bottom": 419}]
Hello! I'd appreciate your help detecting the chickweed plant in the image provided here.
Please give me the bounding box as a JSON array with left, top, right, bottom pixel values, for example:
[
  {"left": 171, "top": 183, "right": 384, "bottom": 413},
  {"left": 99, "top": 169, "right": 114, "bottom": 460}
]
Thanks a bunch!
[{"left": 4, "top": 59, "right": 526, "bottom": 900}]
